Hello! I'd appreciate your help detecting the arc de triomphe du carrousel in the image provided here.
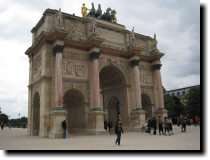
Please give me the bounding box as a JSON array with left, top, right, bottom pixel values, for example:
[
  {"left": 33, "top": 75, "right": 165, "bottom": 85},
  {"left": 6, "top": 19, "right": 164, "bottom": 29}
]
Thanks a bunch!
[{"left": 25, "top": 4, "right": 167, "bottom": 138}]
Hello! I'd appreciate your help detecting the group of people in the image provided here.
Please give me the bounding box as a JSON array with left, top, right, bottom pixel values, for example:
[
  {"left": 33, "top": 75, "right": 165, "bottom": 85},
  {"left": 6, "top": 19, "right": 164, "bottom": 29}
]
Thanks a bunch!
[
  {"left": 145, "top": 115, "right": 195, "bottom": 135},
  {"left": 145, "top": 116, "right": 175, "bottom": 136},
  {"left": 61, "top": 115, "right": 199, "bottom": 146},
  {"left": 145, "top": 116, "right": 173, "bottom": 136},
  {"left": 104, "top": 120, "right": 113, "bottom": 132},
  {"left": 61, "top": 119, "right": 124, "bottom": 146}
]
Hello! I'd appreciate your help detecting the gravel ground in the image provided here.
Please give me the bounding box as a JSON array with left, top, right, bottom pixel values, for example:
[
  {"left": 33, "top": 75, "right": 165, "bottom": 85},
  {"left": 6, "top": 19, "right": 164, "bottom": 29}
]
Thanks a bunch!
[{"left": 0, "top": 126, "right": 200, "bottom": 150}]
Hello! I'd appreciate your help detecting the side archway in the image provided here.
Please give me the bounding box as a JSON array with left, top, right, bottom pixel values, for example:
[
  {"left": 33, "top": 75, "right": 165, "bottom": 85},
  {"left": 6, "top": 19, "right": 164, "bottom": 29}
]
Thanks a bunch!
[
  {"left": 32, "top": 92, "right": 40, "bottom": 136},
  {"left": 142, "top": 94, "right": 152, "bottom": 118}
]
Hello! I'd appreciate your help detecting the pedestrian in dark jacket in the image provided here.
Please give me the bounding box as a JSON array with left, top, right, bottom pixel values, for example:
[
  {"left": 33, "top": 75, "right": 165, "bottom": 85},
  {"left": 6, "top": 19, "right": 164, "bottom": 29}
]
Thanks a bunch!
[
  {"left": 1, "top": 122, "right": 4, "bottom": 130},
  {"left": 104, "top": 120, "right": 108, "bottom": 131},
  {"left": 168, "top": 117, "right": 173, "bottom": 135},
  {"left": 152, "top": 117, "right": 157, "bottom": 135},
  {"left": 147, "top": 118, "right": 152, "bottom": 134},
  {"left": 115, "top": 120, "right": 123, "bottom": 146},
  {"left": 181, "top": 116, "right": 187, "bottom": 132},
  {"left": 108, "top": 121, "right": 112, "bottom": 132},
  {"left": 164, "top": 117, "right": 170, "bottom": 136},
  {"left": 158, "top": 116, "right": 164, "bottom": 135},
  {"left": 62, "top": 120, "right": 67, "bottom": 138}
]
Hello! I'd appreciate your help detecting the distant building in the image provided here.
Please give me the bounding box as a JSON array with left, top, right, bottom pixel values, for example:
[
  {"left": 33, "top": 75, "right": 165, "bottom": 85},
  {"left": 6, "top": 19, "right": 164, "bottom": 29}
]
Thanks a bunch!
[{"left": 164, "top": 85, "right": 200, "bottom": 103}]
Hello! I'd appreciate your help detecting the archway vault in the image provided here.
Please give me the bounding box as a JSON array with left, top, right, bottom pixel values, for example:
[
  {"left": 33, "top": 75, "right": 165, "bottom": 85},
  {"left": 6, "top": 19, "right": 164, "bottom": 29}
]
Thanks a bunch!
[
  {"left": 141, "top": 93, "right": 152, "bottom": 118},
  {"left": 32, "top": 92, "right": 40, "bottom": 136},
  {"left": 99, "top": 65, "right": 129, "bottom": 126},
  {"left": 63, "top": 89, "right": 86, "bottom": 134}
]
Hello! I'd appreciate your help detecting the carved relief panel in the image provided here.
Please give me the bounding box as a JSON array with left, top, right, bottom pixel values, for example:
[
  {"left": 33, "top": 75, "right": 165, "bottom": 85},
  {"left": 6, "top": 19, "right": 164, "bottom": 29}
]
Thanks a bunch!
[
  {"left": 139, "top": 62, "right": 152, "bottom": 85},
  {"left": 62, "top": 59, "right": 88, "bottom": 80},
  {"left": 140, "top": 71, "right": 152, "bottom": 85},
  {"left": 32, "top": 54, "right": 41, "bottom": 82}
]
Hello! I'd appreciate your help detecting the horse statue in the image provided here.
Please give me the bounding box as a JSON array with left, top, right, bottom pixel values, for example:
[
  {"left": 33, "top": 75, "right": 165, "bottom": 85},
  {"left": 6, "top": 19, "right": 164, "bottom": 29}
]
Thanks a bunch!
[
  {"left": 101, "top": 7, "right": 112, "bottom": 21},
  {"left": 95, "top": 4, "right": 102, "bottom": 18},
  {"left": 87, "top": 2, "right": 96, "bottom": 16}
]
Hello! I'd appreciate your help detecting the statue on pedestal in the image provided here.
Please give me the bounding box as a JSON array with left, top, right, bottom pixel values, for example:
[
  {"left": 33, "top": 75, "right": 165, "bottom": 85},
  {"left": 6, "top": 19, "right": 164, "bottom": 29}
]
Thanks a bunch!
[
  {"left": 111, "top": 10, "right": 117, "bottom": 23},
  {"left": 130, "top": 27, "right": 136, "bottom": 46},
  {"left": 81, "top": 3, "right": 89, "bottom": 17},
  {"left": 95, "top": 4, "right": 102, "bottom": 18},
  {"left": 55, "top": 8, "right": 64, "bottom": 28}
]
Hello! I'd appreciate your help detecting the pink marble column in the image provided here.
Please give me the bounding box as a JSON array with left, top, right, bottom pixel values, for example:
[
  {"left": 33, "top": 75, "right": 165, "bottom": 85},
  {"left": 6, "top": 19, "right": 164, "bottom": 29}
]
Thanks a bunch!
[
  {"left": 90, "top": 52, "right": 101, "bottom": 109},
  {"left": 130, "top": 59, "right": 142, "bottom": 109},
  {"left": 53, "top": 45, "right": 64, "bottom": 107},
  {"left": 153, "top": 64, "right": 164, "bottom": 109}
]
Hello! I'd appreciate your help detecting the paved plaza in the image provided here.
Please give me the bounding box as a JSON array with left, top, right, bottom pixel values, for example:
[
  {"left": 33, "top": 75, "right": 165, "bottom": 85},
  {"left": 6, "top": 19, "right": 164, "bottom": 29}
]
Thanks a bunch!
[{"left": 0, "top": 126, "right": 200, "bottom": 150}]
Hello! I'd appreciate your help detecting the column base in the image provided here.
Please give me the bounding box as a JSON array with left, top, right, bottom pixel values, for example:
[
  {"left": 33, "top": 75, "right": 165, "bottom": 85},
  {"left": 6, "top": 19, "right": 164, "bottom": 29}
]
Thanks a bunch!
[
  {"left": 49, "top": 106, "right": 67, "bottom": 138},
  {"left": 87, "top": 108, "right": 106, "bottom": 135},
  {"left": 155, "top": 108, "right": 168, "bottom": 120},
  {"left": 130, "top": 108, "right": 146, "bottom": 131}
]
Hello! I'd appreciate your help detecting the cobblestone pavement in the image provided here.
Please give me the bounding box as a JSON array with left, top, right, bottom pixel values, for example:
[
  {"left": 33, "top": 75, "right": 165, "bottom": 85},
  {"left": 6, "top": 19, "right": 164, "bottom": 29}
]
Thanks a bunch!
[{"left": 0, "top": 126, "right": 200, "bottom": 150}]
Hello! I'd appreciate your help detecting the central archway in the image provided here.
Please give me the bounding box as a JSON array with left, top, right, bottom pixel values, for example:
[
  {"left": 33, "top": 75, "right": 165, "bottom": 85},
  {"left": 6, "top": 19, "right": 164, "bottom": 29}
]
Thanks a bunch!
[
  {"left": 108, "top": 96, "right": 119, "bottom": 127},
  {"left": 100, "top": 65, "right": 129, "bottom": 127},
  {"left": 63, "top": 89, "right": 86, "bottom": 134}
]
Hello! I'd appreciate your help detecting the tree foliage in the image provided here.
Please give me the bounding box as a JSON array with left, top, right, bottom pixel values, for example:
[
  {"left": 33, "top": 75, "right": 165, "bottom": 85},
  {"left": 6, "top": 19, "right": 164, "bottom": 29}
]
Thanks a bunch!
[
  {"left": 0, "top": 113, "right": 9, "bottom": 124},
  {"left": 185, "top": 86, "right": 200, "bottom": 117},
  {"left": 164, "top": 94, "right": 175, "bottom": 116}
]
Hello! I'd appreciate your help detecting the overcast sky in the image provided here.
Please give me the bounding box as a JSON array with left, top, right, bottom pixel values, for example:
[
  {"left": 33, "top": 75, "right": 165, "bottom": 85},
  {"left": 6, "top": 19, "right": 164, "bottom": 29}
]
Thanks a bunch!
[{"left": 0, "top": 0, "right": 200, "bottom": 118}]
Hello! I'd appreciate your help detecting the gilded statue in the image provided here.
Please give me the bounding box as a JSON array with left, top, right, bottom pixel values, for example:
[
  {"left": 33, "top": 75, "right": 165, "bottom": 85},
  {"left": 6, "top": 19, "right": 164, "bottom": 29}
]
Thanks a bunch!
[
  {"left": 111, "top": 10, "right": 117, "bottom": 23},
  {"left": 81, "top": 3, "right": 117, "bottom": 23},
  {"left": 81, "top": 3, "right": 89, "bottom": 17}
]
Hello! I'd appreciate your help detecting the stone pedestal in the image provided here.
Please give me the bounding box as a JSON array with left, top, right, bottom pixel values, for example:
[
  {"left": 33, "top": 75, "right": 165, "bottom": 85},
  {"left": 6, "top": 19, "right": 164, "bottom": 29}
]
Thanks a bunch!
[
  {"left": 155, "top": 108, "right": 168, "bottom": 120},
  {"left": 130, "top": 109, "right": 146, "bottom": 131},
  {"left": 49, "top": 107, "right": 67, "bottom": 138},
  {"left": 87, "top": 109, "right": 106, "bottom": 135}
]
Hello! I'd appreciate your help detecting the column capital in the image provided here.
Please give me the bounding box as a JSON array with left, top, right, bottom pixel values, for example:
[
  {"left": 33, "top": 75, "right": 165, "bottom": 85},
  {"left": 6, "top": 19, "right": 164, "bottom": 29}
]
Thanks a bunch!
[
  {"left": 130, "top": 59, "right": 140, "bottom": 67},
  {"left": 89, "top": 51, "right": 100, "bottom": 59},
  {"left": 152, "top": 64, "right": 162, "bottom": 70},
  {"left": 53, "top": 45, "right": 64, "bottom": 54}
]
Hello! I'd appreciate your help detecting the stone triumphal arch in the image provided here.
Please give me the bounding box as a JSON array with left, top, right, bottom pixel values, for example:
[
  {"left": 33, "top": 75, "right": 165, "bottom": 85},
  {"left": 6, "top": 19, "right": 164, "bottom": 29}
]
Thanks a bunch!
[{"left": 25, "top": 8, "right": 167, "bottom": 138}]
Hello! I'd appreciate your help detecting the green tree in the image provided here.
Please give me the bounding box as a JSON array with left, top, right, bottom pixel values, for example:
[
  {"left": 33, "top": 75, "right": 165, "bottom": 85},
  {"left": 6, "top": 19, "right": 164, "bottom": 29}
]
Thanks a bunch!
[
  {"left": 0, "top": 113, "right": 9, "bottom": 124},
  {"left": 185, "top": 87, "right": 200, "bottom": 117},
  {"left": 173, "top": 96, "right": 185, "bottom": 116},
  {"left": 164, "top": 94, "right": 175, "bottom": 117}
]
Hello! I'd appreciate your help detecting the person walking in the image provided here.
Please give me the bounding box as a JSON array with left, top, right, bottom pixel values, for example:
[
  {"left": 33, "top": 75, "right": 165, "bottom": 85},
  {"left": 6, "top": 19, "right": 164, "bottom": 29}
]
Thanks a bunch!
[
  {"left": 158, "top": 116, "right": 164, "bottom": 135},
  {"left": 152, "top": 117, "right": 157, "bottom": 135},
  {"left": 147, "top": 117, "right": 152, "bottom": 135},
  {"left": 108, "top": 121, "right": 112, "bottom": 132},
  {"left": 168, "top": 117, "right": 173, "bottom": 135},
  {"left": 104, "top": 120, "right": 108, "bottom": 131},
  {"left": 1, "top": 122, "right": 4, "bottom": 131},
  {"left": 163, "top": 117, "right": 170, "bottom": 136},
  {"left": 181, "top": 116, "right": 187, "bottom": 132},
  {"left": 115, "top": 120, "right": 123, "bottom": 146},
  {"left": 62, "top": 120, "right": 67, "bottom": 138}
]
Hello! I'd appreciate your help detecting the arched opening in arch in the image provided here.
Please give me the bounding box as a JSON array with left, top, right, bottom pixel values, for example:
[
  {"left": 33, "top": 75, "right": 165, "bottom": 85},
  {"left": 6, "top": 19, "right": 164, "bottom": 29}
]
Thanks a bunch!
[
  {"left": 63, "top": 89, "right": 86, "bottom": 134},
  {"left": 141, "top": 94, "right": 152, "bottom": 118},
  {"left": 100, "top": 65, "right": 129, "bottom": 128},
  {"left": 107, "top": 96, "right": 119, "bottom": 127},
  {"left": 32, "top": 92, "right": 40, "bottom": 136}
]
